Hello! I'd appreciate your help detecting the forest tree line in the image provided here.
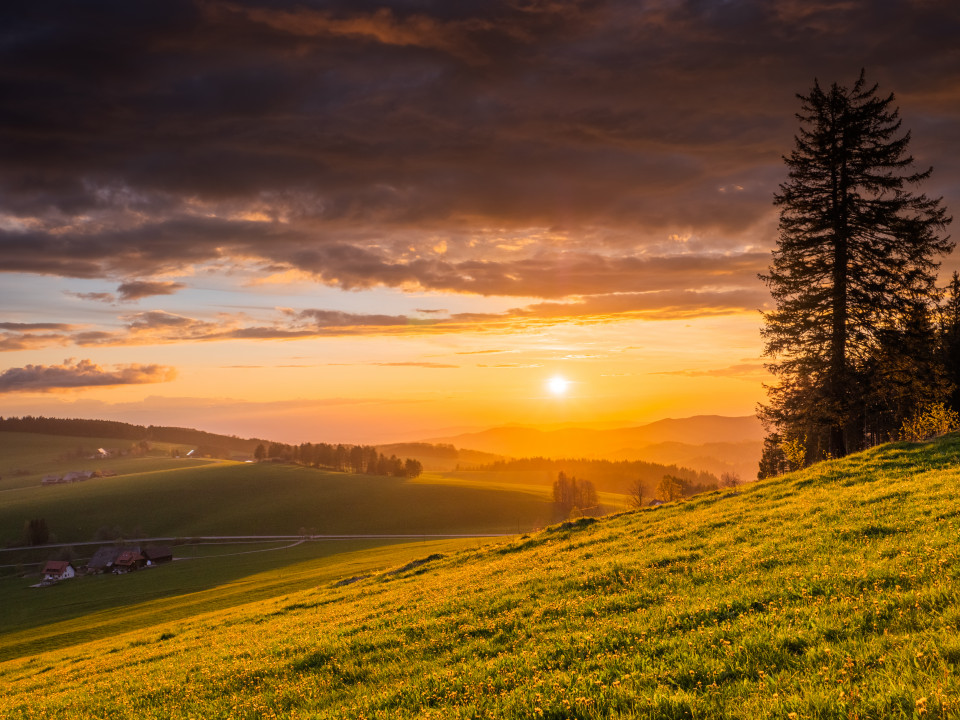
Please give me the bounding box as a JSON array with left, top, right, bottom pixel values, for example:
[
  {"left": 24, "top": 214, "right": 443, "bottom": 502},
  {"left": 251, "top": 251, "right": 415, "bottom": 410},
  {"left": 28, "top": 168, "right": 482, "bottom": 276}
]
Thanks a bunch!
[
  {"left": 254, "top": 441, "right": 423, "bottom": 478},
  {"left": 470, "top": 456, "right": 719, "bottom": 496}
]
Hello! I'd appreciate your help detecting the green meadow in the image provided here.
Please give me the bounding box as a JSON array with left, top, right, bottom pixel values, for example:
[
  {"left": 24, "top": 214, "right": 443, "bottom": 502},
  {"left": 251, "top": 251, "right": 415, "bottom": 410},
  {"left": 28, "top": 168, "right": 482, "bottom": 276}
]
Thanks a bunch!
[
  {"left": 0, "top": 463, "right": 561, "bottom": 548},
  {"left": 2, "top": 434, "right": 960, "bottom": 718}
]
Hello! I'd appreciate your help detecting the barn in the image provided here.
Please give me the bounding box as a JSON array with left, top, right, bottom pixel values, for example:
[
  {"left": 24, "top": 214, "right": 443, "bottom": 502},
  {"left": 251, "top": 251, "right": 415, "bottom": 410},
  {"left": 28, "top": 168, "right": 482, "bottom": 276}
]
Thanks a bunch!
[
  {"left": 86, "top": 546, "right": 122, "bottom": 574},
  {"left": 143, "top": 545, "right": 174, "bottom": 565}
]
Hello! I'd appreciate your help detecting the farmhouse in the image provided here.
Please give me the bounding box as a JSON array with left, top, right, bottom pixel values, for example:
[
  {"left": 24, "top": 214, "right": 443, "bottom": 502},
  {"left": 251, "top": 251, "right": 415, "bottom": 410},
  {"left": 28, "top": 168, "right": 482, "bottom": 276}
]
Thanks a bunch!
[
  {"left": 41, "top": 474, "right": 62, "bottom": 485},
  {"left": 113, "top": 550, "right": 146, "bottom": 573},
  {"left": 42, "top": 561, "right": 76, "bottom": 582},
  {"left": 143, "top": 545, "right": 174, "bottom": 565}
]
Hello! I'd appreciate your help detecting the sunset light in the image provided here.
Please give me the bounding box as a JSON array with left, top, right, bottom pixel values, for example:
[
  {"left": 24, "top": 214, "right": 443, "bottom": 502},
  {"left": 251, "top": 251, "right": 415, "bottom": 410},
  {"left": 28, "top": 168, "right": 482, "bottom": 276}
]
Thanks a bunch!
[
  {"left": 547, "top": 375, "right": 570, "bottom": 396},
  {"left": 3, "top": 3, "right": 960, "bottom": 718},
  {"left": 0, "top": 1, "right": 955, "bottom": 450}
]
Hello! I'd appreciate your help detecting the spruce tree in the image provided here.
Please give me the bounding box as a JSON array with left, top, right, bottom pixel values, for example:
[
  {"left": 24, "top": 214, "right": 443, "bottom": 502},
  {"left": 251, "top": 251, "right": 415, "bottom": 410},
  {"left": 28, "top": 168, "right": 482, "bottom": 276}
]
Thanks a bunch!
[
  {"left": 942, "top": 272, "right": 960, "bottom": 412},
  {"left": 760, "top": 71, "right": 952, "bottom": 461}
]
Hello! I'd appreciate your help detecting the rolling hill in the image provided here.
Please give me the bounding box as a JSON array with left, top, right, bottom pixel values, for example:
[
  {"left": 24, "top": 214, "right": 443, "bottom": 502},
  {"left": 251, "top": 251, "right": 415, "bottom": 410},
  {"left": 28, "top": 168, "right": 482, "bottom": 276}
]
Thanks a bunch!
[
  {"left": 0, "top": 461, "right": 562, "bottom": 548},
  {"left": 2, "top": 433, "right": 958, "bottom": 718}
]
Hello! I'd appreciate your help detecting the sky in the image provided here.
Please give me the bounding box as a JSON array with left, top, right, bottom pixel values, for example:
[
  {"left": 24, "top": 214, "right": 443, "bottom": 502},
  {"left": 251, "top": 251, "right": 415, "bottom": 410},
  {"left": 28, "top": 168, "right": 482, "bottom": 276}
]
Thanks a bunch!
[{"left": 1, "top": 0, "right": 959, "bottom": 444}]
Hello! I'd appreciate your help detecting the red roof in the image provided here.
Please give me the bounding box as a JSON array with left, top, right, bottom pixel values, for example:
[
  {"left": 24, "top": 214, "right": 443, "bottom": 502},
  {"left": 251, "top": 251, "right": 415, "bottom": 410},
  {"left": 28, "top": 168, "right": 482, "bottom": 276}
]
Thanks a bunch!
[
  {"left": 43, "top": 560, "right": 73, "bottom": 574},
  {"left": 114, "top": 551, "right": 144, "bottom": 567}
]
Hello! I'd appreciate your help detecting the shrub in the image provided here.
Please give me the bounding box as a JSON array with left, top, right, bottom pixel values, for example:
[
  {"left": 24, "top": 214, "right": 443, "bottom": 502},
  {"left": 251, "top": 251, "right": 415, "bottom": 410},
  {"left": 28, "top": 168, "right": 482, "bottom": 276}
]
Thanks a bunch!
[
  {"left": 900, "top": 402, "right": 960, "bottom": 442},
  {"left": 781, "top": 435, "right": 807, "bottom": 472}
]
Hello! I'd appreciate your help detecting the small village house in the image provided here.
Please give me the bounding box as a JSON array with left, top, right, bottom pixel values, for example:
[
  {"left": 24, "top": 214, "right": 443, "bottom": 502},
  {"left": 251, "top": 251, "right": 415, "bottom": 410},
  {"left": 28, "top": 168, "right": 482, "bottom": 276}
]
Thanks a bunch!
[{"left": 42, "top": 560, "right": 76, "bottom": 582}]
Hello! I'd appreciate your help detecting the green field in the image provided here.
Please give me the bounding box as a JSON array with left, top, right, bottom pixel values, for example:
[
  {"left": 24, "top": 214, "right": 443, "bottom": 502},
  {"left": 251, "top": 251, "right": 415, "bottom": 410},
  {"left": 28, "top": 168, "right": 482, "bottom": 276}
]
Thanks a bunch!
[
  {"left": 0, "top": 463, "right": 562, "bottom": 547},
  {"left": 2, "top": 434, "right": 959, "bottom": 717}
]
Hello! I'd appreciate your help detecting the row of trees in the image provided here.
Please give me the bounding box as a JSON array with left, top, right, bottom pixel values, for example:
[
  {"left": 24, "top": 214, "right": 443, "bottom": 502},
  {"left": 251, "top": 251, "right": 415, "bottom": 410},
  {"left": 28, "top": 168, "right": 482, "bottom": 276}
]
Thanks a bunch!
[
  {"left": 553, "top": 467, "right": 740, "bottom": 515},
  {"left": 759, "top": 71, "right": 956, "bottom": 475},
  {"left": 648, "top": 471, "right": 741, "bottom": 505},
  {"left": 472, "top": 456, "right": 718, "bottom": 495},
  {"left": 552, "top": 472, "right": 598, "bottom": 515},
  {"left": 253, "top": 441, "right": 423, "bottom": 478}
]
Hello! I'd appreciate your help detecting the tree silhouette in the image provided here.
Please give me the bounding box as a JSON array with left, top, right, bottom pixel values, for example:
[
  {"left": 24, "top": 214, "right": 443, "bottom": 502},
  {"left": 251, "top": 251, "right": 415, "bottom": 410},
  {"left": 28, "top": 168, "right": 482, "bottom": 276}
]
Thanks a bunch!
[
  {"left": 761, "top": 71, "right": 952, "bottom": 461},
  {"left": 942, "top": 272, "right": 960, "bottom": 413}
]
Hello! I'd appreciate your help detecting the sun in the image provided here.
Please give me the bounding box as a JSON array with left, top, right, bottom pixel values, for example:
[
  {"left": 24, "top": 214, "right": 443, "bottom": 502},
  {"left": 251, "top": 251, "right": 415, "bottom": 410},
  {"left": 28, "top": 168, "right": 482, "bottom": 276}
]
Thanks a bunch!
[{"left": 547, "top": 375, "right": 570, "bottom": 396}]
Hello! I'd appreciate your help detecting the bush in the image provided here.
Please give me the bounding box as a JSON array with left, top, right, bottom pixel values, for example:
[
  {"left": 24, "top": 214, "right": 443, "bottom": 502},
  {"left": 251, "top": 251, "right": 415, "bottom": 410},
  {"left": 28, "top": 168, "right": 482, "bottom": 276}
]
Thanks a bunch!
[
  {"left": 900, "top": 403, "right": 960, "bottom": 442},
  {"left": 781, "top": 435, "right": 807, "bottom": 472}
]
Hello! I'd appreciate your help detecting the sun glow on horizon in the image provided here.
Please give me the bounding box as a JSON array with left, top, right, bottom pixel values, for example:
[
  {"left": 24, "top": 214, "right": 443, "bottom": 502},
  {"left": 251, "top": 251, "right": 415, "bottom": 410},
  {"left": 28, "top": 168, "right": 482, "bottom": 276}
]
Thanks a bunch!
[{"left": 547, "top": 375, "right": 570, "bottom": 396}]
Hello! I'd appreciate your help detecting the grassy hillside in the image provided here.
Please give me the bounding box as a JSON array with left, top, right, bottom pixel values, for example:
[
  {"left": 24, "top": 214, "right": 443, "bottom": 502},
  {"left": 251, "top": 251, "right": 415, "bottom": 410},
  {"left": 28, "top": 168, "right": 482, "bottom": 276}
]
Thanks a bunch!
[
  {"left": 0, "top": 431, "right": 206, "bottom": 491},
  {"left": 3, "top": 434, "right": 960, "bottom": 718},
  {"left": 0, "top": 538, "right": 479, "bottom": 662},
  {"left": 0, "top": 463, "right": 561, "bottom": 547}
]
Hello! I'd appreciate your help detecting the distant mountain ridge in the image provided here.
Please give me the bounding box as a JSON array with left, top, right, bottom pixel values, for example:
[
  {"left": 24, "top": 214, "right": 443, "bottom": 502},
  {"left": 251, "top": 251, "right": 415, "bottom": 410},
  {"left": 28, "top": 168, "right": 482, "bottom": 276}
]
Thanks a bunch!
[
  {"left": 427, "top": 414, "right": 763, "bottom": 454},
  {"left": 426, "top": 415, "right": 765, "bottom": 479}
]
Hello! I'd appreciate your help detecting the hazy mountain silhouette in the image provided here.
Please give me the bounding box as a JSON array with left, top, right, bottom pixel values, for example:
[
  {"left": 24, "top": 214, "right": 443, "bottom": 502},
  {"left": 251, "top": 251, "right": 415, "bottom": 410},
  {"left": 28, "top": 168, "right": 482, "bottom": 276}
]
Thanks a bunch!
[{"left": 426, "top": 415, "right": 764, "bottom": 478}]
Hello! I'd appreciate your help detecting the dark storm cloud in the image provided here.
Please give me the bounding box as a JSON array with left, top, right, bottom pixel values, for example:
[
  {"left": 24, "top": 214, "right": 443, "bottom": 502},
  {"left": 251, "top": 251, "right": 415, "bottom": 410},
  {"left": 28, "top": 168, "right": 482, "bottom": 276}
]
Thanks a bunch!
[
  {"left": 0, "top": 358, "right": 176, "bottom": 392},
  {"left": 1, "top": 0, "right": 958, "bottom": 306}
]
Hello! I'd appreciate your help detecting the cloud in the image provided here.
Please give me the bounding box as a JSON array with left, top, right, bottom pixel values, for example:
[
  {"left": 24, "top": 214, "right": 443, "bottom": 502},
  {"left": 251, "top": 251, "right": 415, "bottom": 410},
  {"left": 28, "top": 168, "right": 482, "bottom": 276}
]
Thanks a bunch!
[
  {"left": 371, "top": 362, "right": 459, "bottom": 369},
  {"left": 67, "top": 291, "right": 116, "bottom": 303},
  {"left": 0, "top": 333, "right": 73, "bottom": 352},
  {"left": 219, "top": 3, "right": 497, "bottom": 65},
  {"left": 0, "top": 322, "right": 75, "bottom": 331},
  {"left": 116, "top": 280, "right": 186, "bottom": 301},
  {"left": 653, "top": 362, "right": 771, "bottom": 381},
  {"left": 0, "top": 358, "right": 177, "bottom": 393},
  {"left": 1, "top": 285, "right": 773, "bottom": 353},
  {"left": 1, "top": 0, "right": 956, "bottom": 368},
  {"left": 515, "top": 288, "right": 772, "bottom": 321},
  {"left": 477, "top": 363, "right": 543, "bottom": 368},
  {"left": 295, "top": 309, "right": 411, "bottom": 327},
  {"left": 1, "top": 0, "right": 956, "bottom": 306}
]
